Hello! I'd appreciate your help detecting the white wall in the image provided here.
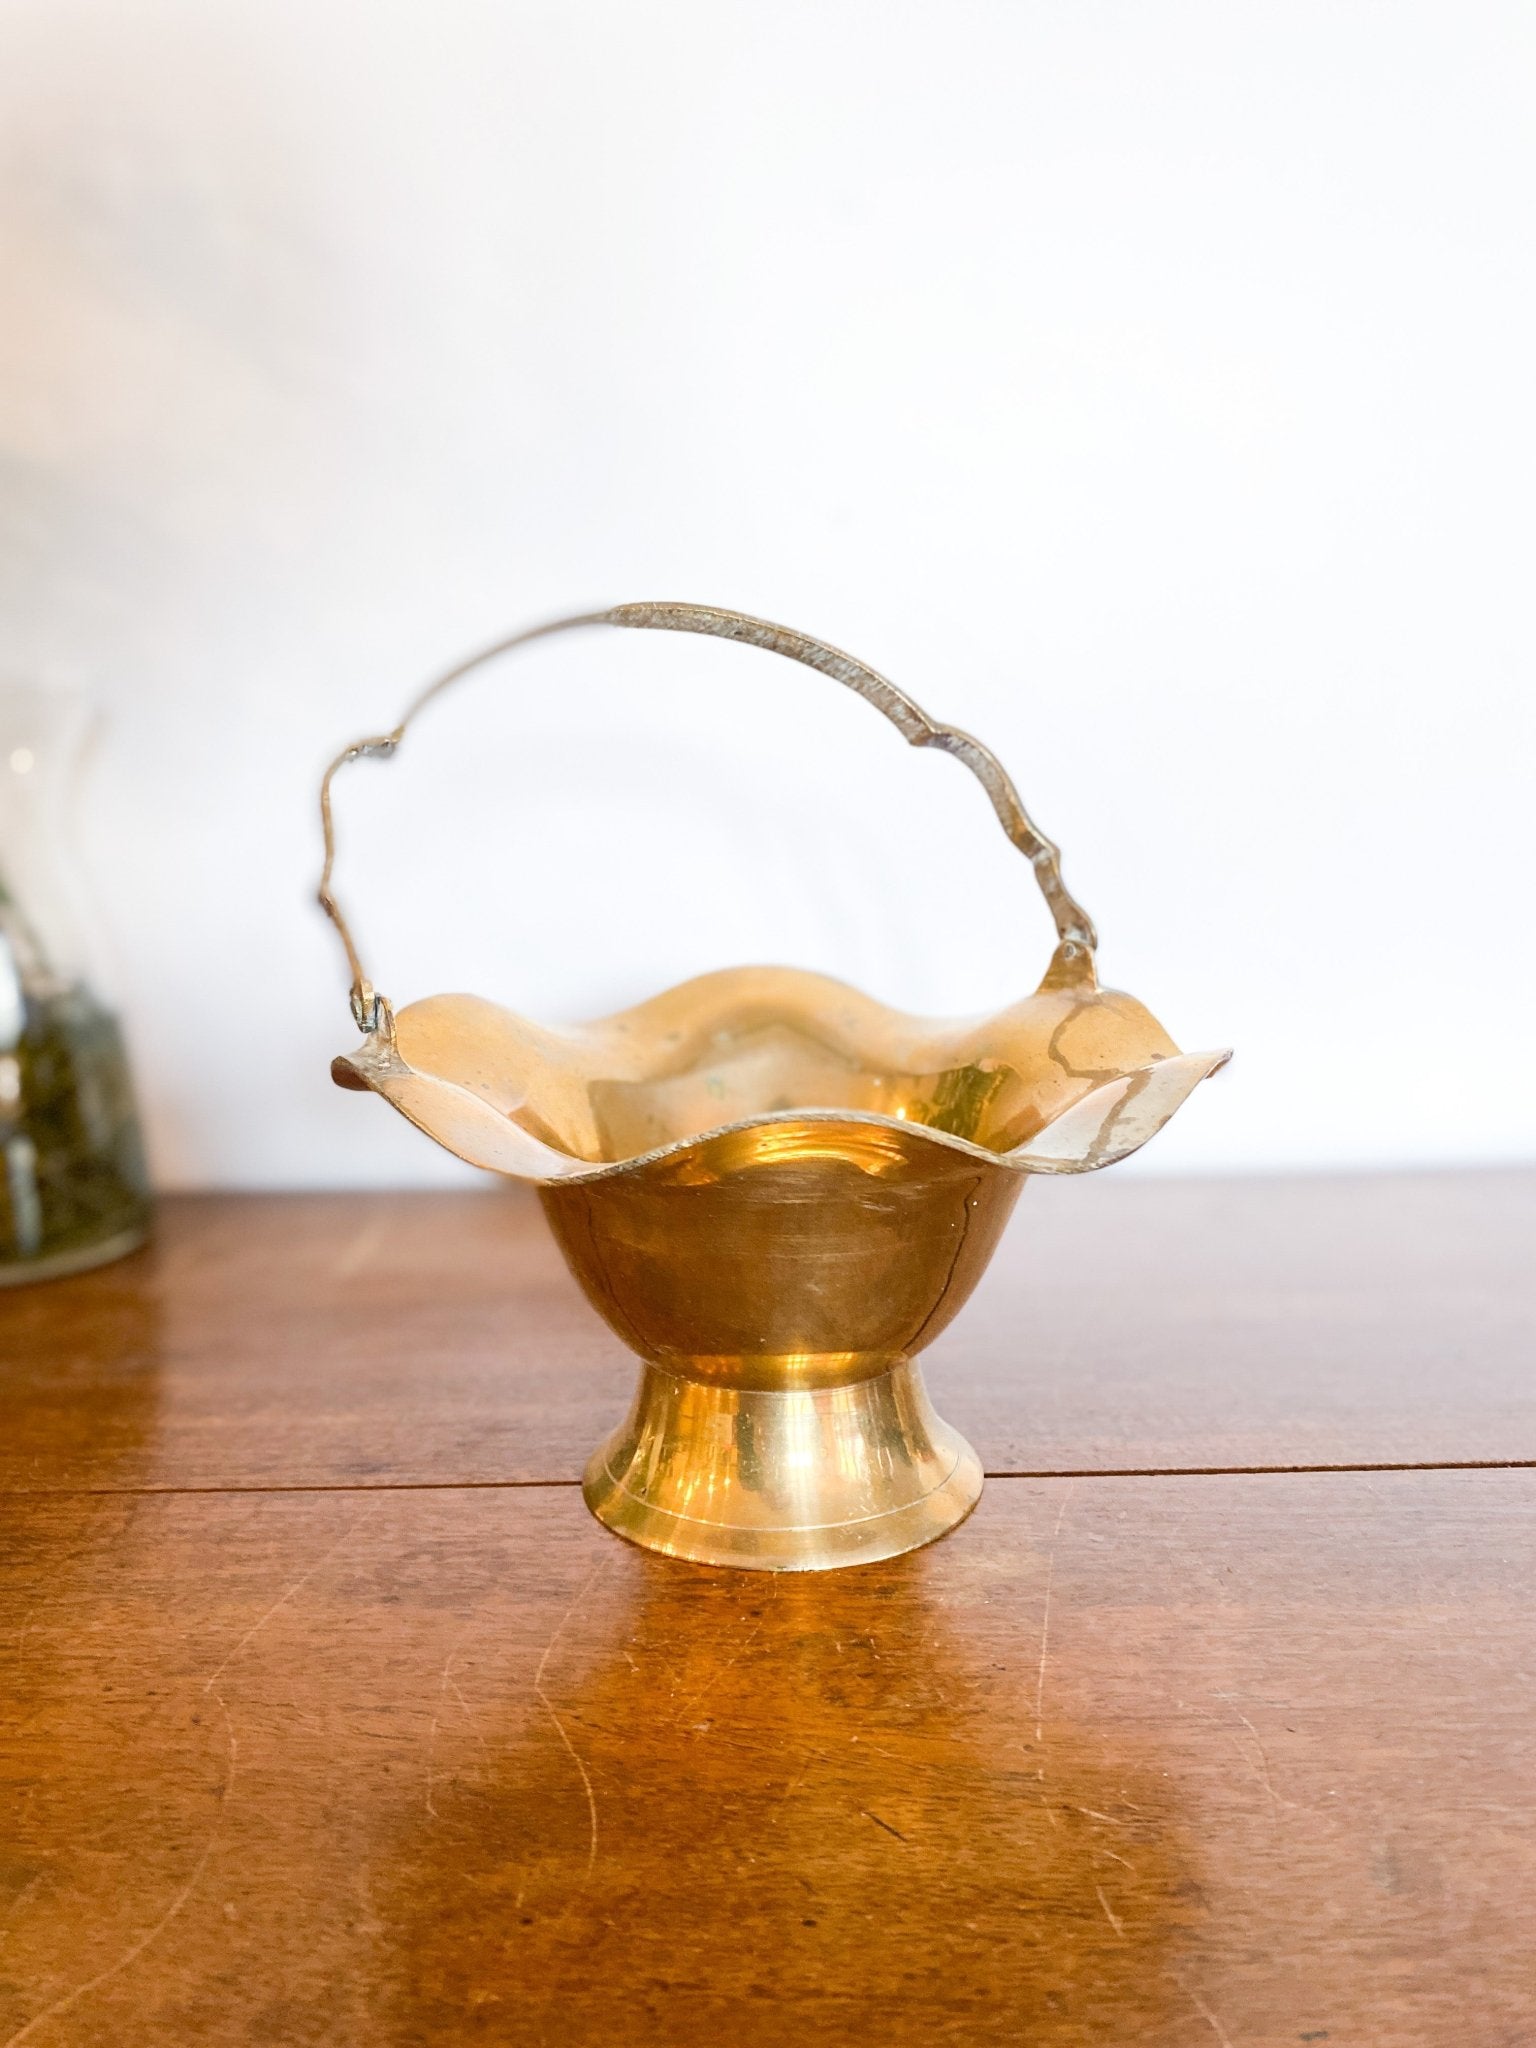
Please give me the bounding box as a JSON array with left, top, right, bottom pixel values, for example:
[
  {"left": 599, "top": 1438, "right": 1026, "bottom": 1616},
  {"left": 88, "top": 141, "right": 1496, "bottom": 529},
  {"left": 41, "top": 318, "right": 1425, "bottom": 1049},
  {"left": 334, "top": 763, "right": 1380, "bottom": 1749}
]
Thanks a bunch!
[{"left": 1, "top": 0, "right": 1531, "bottom": 1188}]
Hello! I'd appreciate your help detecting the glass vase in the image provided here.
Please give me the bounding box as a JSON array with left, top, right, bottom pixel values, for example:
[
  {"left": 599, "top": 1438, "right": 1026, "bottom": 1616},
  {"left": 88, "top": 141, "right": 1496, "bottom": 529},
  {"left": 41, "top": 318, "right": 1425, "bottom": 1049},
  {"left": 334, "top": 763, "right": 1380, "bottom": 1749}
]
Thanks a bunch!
[{"left": 0, "top": 685, "right": 151, "bottom": 1283}]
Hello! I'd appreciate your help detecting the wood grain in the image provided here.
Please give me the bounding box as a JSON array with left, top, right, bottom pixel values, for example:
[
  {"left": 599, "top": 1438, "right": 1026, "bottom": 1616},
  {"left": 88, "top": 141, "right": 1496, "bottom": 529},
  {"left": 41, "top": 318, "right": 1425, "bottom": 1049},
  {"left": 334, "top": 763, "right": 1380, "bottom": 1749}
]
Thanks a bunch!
[
  {"left": 2, "top": 1171, "right": 1533, "bottom": 1492},
  {"left": 3, "top": 1471, "right": 1535, "bottom": 2046}
]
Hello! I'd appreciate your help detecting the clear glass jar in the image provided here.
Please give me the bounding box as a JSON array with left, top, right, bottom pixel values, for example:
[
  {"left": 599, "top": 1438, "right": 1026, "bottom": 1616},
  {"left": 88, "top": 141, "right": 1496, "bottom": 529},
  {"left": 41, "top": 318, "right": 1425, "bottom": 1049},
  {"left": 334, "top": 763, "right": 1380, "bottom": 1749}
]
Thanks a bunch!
[{"left": 0, "top": 685, "right": 151, "bottom": 1282}]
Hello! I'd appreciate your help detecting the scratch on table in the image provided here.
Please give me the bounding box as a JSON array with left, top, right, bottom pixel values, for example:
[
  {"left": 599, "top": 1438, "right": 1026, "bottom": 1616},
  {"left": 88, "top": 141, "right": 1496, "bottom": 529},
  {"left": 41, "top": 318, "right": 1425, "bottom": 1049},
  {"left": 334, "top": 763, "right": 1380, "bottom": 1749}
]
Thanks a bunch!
[
  {"left": 1213, "top": 1692, "right": 1297, "bottom": 1821},
  {"left": 530, "top": 1557, "right": 611, "bottom": 1882},
  {"left": 1172, "top": 1969, "right": 1236, "bottom": 2048},
  {"left": 424, "top": 1713, "right": 442, "bottom": 1820},
  {"left": 776, "top": 1763, "right": 812, "bottom": 1806},
  {"left": 445, "top": 1670, "right": 489, "bottom": 1751},
  {"left": 425, "top": 1635, "right": 494, "bottom": 1818},
  {"left": 201, "top": 1499, "right": 381, "bottom": 1697},
  {"left": 1031, "top": 1484, "right": 1074, "bottom": 1830},
  {"left": 522, "top": 1562, "right": 620, "bottom": 2048},
  {"left": 1034, "top": 1484, "right": 1073, "bottom": 1746},
  {"left": 1092, "top": 1883, "right": 1125, "bottom": 1939},
  {"left": 2, "top": 1694, "right": 237, "bottom": 2048},
  {"left": 672, "top": 1576, "right": 780, "bottom": 1726},
  {"left": 861, "top": 1810, "right": 908, "bottom": 1843},
  {"left": 536, "top": 1691, "right": 599, "bottom": 1880}
]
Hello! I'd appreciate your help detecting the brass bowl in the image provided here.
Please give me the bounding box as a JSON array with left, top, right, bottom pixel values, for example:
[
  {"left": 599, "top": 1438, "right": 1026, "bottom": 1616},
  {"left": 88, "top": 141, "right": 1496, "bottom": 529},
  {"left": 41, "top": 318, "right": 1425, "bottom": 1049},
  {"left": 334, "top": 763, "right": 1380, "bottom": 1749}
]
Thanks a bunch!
[{"left": 320, "top": 605, "right": 1228, "bottom": 1570}]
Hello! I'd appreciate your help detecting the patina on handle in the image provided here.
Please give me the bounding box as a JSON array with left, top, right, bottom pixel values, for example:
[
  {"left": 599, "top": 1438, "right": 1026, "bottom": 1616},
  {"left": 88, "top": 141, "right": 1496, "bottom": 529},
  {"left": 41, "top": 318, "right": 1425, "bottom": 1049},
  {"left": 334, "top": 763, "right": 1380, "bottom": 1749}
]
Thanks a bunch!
[{"left": 317, "top": 602, "right": 1098, "bottom": 1032}]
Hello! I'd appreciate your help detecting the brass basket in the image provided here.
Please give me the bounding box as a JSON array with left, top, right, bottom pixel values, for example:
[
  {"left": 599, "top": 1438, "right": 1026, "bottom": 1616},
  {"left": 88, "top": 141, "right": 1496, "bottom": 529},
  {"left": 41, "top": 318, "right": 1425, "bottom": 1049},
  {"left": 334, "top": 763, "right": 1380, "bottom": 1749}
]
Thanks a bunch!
[{"left": 320, "top": 604, "right": 1229, "bottom": 1571}]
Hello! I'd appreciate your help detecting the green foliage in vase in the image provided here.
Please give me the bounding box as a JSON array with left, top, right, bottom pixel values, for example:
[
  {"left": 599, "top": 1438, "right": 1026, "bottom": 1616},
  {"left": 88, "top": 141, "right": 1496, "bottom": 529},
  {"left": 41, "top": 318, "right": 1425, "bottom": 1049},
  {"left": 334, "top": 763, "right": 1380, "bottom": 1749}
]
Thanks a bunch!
[{"left": 0, "top": 910, "right": 151, "bottom": 1275}]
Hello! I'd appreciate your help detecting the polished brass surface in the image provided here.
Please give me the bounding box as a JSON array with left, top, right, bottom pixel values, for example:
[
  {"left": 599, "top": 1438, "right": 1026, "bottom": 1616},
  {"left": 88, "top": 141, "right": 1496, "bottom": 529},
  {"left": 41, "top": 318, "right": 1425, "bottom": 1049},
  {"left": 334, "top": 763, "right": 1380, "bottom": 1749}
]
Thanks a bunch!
[
  {"left": 321, "top": 603, "right": 1229, "bottom": 1569},
  {"left": 543, "top": 1111, "right": 1017, "bottom": 1567},
  {"left": 538, "top": 1110, "right": 1024, "bottom": 1379},
  {"left": 580, "top": 1361, "right": 984, "bottom": 1570}
]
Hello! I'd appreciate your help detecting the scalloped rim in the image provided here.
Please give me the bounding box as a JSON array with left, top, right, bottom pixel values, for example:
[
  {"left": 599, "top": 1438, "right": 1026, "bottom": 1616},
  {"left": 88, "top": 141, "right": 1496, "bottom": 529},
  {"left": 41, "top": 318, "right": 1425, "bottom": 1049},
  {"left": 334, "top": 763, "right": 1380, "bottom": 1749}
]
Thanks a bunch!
[{"left": 334, "top": 1040, "right": 1232, "bottom": 1187}]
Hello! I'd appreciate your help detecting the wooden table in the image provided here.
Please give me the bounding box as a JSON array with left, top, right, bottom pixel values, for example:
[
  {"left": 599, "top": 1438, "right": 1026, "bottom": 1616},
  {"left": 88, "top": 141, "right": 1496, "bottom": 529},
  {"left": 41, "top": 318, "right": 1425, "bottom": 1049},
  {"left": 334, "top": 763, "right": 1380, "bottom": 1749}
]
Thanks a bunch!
[{"left": 3, "top": 1171, "right": 1533, "bottom": 2045}]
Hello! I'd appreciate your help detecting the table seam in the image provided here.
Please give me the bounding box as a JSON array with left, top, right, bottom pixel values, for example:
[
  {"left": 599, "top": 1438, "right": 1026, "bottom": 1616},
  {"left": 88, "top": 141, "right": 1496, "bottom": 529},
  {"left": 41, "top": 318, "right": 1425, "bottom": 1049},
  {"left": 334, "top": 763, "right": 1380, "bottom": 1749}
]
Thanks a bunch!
[{"left": 6, "top": 1456, "right": 1536, "bottom": 1498}]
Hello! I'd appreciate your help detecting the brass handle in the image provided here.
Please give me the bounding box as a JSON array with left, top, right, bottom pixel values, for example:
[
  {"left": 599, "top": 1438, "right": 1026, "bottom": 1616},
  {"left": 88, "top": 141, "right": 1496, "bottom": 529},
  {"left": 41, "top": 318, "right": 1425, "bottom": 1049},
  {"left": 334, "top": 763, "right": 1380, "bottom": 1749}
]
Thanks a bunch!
[{"left": 318, "top": 602, "right": 1098, "bottom": 1032}]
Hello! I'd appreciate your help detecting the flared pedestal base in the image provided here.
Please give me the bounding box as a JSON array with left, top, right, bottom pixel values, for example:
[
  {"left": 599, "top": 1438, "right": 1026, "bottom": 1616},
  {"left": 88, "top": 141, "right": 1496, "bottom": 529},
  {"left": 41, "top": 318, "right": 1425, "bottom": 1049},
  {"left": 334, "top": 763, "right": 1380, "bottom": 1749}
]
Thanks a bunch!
[{"left": 582, "top": 1358, "right": 982, "bottom": 1572}]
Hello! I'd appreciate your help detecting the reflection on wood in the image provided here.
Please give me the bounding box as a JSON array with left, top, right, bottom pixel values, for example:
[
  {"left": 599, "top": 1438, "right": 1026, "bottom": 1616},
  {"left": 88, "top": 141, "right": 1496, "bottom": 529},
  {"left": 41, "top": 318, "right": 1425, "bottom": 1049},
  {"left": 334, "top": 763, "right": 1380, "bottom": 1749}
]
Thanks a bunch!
[
  {"left": 2, "top": 1179, "right": 1533, "bottom": 2043},
  {"left": 3, "top": 1475, "right": 1536, "bottom": 2043}
]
